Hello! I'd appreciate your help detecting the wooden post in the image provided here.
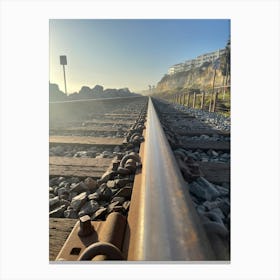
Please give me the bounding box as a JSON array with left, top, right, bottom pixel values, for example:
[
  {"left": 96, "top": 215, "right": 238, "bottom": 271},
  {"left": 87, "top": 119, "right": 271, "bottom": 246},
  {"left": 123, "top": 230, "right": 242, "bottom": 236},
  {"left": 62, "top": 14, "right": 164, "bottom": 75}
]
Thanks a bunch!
[
  {"left": 201, "top": 91, "right": 205, "bottom": 109},
  {"left": 183, "top": 93, "right": 186, "bottom": 106},
  {"left": 212, "top": 91, "right": 218, "bottom": 112},
  {"left": 193, "top": 92, "right": 196, "bottom": 108},
  {"left": 209, "top": 92, "right": 213, "bottom": 112},
  {"left": 186, "top": 92, "right": 190, "bottom": 107}
]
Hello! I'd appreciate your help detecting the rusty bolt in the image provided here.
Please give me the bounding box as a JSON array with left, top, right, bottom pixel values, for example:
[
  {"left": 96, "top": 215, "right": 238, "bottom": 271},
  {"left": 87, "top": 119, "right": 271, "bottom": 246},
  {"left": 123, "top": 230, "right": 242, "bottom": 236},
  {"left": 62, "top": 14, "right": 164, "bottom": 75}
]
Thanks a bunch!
[{"left": 78, "top": 215, "right": 94, "bottom": 237}]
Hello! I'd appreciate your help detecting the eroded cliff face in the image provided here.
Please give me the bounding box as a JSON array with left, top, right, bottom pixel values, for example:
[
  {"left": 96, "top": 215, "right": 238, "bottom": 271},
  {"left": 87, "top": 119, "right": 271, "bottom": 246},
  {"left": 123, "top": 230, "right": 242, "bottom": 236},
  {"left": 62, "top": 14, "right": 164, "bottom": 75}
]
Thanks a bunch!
[{"left": 156, "top": 62, "right": 225, "bottom": 93}]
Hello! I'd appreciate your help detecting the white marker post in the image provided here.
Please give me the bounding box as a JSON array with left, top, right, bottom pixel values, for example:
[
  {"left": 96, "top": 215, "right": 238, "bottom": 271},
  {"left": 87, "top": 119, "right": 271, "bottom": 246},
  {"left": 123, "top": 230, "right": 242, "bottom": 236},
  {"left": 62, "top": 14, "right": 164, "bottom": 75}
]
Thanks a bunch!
[{"left": 60, "top": 55, "right": 68, "bottom": 95}]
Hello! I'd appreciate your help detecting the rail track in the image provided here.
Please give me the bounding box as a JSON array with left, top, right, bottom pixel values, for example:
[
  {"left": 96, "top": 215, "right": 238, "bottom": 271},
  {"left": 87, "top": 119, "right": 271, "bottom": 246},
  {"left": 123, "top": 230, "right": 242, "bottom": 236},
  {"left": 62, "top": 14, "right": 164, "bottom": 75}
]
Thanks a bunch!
[{"left": 49, "top": 95, "right": 230, "bottom": 261}]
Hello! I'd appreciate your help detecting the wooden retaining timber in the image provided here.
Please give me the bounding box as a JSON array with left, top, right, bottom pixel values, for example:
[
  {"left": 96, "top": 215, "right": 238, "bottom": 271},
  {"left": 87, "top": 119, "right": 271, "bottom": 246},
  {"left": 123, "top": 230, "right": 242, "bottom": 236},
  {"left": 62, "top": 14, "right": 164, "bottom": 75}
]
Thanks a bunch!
[
  {"left": 49, "top": 136, "right": 123, "bottom": 146},
  {"left": 49, "top": 157, "right": 112, "bottom": 178},
  {"left": 181, "top": 140, "right": 230, "bottom": 151},
  {"left": 199, "top": 162, "right": 230, "bottom": 184}
]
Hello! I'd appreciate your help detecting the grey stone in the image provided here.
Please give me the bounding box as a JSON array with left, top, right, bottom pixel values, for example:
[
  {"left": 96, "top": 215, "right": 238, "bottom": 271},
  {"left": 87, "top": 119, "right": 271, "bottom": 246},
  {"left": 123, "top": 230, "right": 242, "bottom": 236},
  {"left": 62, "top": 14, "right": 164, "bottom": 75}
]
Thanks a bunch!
[
  {"left": 114, "top": 178, "right": 133, "bottom": 188},
  {"left": 107, "top": 201, "right": 122, "bottom": 213},
  {"left": 59, "top": 194, "right": 69, "bottom": 201},
  {"left": 114, "top": 186, "right": 132, "bottom": 199},
  {"left": 91, "top": 207, "right": 107, "bottom": 220},
  {"left": 59, "top": 199, "right": 70, "bottom": 208},
  {"left": 59, "top": 181, "right": 67, "bottom": 188},
  {"left": 57, "top": 187, "right": 69, "bottom": 197},
  {"left": 188, "top": 182, "right": 208, "bottom": 200},
  {"left": 49, "top": 196, "right": 60, "bottom": 208},
  {"left": 70, "top": 192, "right": 88, "bottom": 211},
  {"left": 214, "top": 185, "right": 229, "bottom": 196},
  {"left": 96, "top": 184, "right": 112, "bottom": 201},
  {"left": 196, "top": 205, "right": 206, "bottom": 215},
  {"left": 78, "top": 200, "right": 99, "bottom": 216},
  {"left": 49, "top": 193, "right": 55, "bottom": 199},
  {"left": 203, "top": 200, "right": 221, "bottom": 211},
  {"left": 99, "top": 170, "right": 115, "bottom": 183},
  {"left": 212, "top": 150, "right": 219, "bottom": 157},
  {"left": 84, "top": 177, "right": 98, "bottom": 192},
  {"left": 70, "top": 182, "right": 89, "bottom": 194},
  {"left": 106, "top": 180, "right": 115, "bottom": 188},
  {"left": 57, "top": 177, "right": 65, "bottom": 184},
  {"left": 69, "top": 177, "right": 80, "bottom": 184},
  {"left": 114, "top": 146, "right": 121, "bottom": 153},
  {"left": 211, "top": 207, "right": 225, "bottom": 220},
  {"left": 64, "top": 209, "right": 78, "bottom": 219},
  {"left": 88, "top": 193, "right": 99, "bottom": 201},
  {"left": 122, "top": 201, "right": 130, "bottom": 211},
  {"left": 219, "top": 200, "right": 230, "bottom": 216},
  {"left": 49, "top": 187, "right": 54, "bottom": 193},
  {"left": 196, "top": 177, "right": 220, "bottom": 200},
  {"left": 111, "top": 196, "right": 125, "bottom": 204},
  {"left": 49, "top": 205, "right": 67, "bottom": 218}
]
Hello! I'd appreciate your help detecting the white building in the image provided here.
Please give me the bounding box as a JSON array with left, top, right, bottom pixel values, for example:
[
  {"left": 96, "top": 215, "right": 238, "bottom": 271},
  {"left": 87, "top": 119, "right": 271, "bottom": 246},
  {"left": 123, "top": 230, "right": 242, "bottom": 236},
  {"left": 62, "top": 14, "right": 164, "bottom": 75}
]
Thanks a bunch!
[{"left": 168, "top": 48, "right": 226, "bottom": 75}]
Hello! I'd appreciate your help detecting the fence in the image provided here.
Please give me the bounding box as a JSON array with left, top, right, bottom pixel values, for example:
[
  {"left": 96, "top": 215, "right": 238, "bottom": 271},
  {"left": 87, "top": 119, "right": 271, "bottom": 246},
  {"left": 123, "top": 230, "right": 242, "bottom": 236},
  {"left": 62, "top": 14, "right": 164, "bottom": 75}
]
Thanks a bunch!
[{"left": 166, "top": 85, "right": 231, "bottom": 114}]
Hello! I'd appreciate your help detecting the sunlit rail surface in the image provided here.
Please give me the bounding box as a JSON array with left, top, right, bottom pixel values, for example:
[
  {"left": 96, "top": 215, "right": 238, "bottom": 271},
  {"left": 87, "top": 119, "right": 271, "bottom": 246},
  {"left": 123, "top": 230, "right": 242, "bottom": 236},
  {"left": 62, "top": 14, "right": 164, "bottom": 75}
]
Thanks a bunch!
[{"left": 49, "top": 96, "right": 230, "bottom": 262}]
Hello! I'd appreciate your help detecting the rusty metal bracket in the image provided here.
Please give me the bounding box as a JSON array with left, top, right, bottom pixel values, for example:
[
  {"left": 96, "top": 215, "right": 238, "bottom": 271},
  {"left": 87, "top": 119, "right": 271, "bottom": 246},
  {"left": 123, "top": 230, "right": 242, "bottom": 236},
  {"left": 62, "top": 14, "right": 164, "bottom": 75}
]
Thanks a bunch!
[{"left": 56, "top": 212, "right": 127, "bottom": 261}]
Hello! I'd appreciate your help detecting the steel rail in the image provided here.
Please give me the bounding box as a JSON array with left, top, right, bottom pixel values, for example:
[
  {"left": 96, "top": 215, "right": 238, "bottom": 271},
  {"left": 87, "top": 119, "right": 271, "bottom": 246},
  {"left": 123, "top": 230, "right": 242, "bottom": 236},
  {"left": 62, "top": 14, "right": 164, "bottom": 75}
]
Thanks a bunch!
[{"left": 127, "top": 97, "right": 215, "bottom": 261}]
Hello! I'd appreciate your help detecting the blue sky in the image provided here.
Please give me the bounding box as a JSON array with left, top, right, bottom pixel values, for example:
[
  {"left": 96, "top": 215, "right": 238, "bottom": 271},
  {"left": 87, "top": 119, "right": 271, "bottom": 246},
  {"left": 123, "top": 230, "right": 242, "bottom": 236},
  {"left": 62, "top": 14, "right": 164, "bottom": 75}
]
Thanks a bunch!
[{"left": 49, "top": 19, "right": 230, "bottom": 93}]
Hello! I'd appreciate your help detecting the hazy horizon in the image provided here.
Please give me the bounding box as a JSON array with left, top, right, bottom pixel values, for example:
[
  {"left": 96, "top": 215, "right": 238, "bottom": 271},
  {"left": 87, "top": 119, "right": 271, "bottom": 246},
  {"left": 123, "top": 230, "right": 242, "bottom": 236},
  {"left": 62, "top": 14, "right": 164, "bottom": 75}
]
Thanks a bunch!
[{"left": 49, "top": 19, "right": 230, "bottom": 94}]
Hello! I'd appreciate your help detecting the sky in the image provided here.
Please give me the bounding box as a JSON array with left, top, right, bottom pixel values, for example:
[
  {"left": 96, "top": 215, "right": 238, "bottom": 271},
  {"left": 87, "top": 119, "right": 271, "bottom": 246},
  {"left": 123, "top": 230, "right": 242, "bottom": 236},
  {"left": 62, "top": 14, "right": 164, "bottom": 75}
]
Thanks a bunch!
[{"left": 49, "top": 19, "right": 230, "bottom": 94}]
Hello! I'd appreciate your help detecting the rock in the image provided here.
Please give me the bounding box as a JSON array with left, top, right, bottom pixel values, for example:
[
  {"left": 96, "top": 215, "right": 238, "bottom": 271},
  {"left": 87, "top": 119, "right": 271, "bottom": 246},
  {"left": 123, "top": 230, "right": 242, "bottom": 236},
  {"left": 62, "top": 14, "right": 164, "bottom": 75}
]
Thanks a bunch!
[
  {"left": 189, "top": 182, "right": 209, "bottom": 201},
  {"left": 88, "top": 193, "right": 99, "bottom": 201},
  {"left": 102, "top": 151, "right": 111, "bottom": 157},
  {"left": 49, "top": 187, "right": 54, "bottom": 193},
  {"left": 84, "top": 177, "right": 98, "bottom": 192},
  {"left": 114, "top": 146, "right": 121, "bottom": 153},
  {"left": 64, "top": 209, "right": 78, "bottom": 219},
  {"left": 99, "top": 170, "right": 116, "bottom": 183},
  {"left": 49, "top": 193, "right": 55, "bottom": 199},
  {"left": 69, "top": 177, "right": 80, "bottom": 184},
  {"left": 57, "top": 176, "right": 65, "bottom": 184},
  {"left": 59, "top": 194, "right": 69, "bottom": 201},
  {"left": 49, "top": 177, "right": 58, "bottom": 186},
  {"left": 78, "top": 200, "right": 99, "bottom": 216},
  {"left": 91, "top": 207, "right": 107, "bottom": 220},
  {"left": 212, "top": 150, "right": 219, "bottom": 157},
  {"left": 107, "top": 201, "right": 123, "bottom": 214},
  {"left": 114, "top": 178, "right": 132, "bottom": 188},
  {"left": 59, "top": 181, "right": 67, "bottom": 188},
  {"left": 70, "top": 192, "right": 88, "bottom": 211},
  {"left": 114, "top": 186, "right": 132, "bottom": 199},
  {"left": 196, "top": 205, "right": 206, "bottom": 215},
  {"left": 49, "top": 196, "right": 60, "bottom": 209},
  {"left": 219, "top": 200, "right": 230, "bottom": 216},
  {"left": 111, "top": 196, "right": 125, "bottom": 204},
  {"left": 203, "top": 200, "right": 221, "bottom": 211},
  {"left": 214, "top": 185, "right": 229, "bottom": 196},
  {"left": 96, "top": 184, "right": 112, "bottom": 201},
  {"left": 57, "top": 187, "right": 69, "bottom": 197},
  {"left": 69, "top": 192, "right": 78, "bottom": 201},
  {"left": 106, "top": 180, "right": 115, "bottom": 188},
  {"left": 70, "top": 182, "right": 89, "bottom": 194},
  {"left": 210, "top": 207, "right": 225, "bottom": 220},
  {"left": 196, "top": 177, "right": 220, "bottom": 200},
  {"left": 49, "top": 205, "right": 67, "bottom": 218},
  {"left": 59, "top": 199, "right": 70, "bottom": 207},
  {"left": 122, "top": 201, "right": 130, "bottom": 211}
]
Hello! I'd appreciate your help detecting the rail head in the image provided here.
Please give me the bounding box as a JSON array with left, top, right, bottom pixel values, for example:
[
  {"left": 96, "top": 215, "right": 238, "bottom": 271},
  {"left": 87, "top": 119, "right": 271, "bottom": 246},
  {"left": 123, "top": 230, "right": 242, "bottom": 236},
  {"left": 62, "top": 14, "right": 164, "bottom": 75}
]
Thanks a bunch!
[{"left": 127, "top": 97, "right": 215, "bottom": 261}]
